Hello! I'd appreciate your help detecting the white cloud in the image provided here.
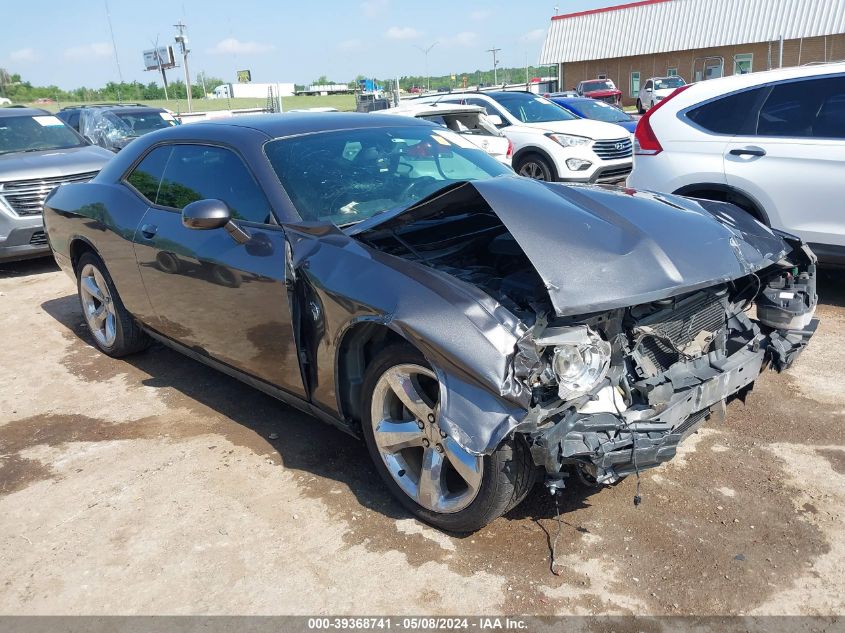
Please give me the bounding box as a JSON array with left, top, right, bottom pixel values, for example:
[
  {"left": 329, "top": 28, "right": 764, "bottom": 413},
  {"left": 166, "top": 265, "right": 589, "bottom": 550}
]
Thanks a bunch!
[
  {"left": 9, "top": 48, "right": 38, "bottom": 62},
  {"left": 444, "top": 31, "right": 479, "bottom": 48},
  {"left": 338, "top": 38, "right": 364, "bottom": 52},
  {"left": 362, "top": 0, "right": 388, "bottom": 17},
  {"left": 385, "top": 26, "right": 421, "bottom": 40},
  {"left": 64, "top": 42, "right": 112, "bottom": 60},
  {"left": 207, "top": 38, "right": 275, "bottom": 55},
  {"left": 470, "top": 9, "right": 491, "bottom": 21},
  {"left": 520, "top": 28, "right": 547, "bottom": 42}
]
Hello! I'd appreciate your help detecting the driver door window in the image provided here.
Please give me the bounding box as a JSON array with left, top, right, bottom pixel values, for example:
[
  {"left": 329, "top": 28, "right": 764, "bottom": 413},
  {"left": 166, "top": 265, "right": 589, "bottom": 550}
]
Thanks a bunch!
[{"left": 157, "top": 144, "right": 274, "bottom": 225}]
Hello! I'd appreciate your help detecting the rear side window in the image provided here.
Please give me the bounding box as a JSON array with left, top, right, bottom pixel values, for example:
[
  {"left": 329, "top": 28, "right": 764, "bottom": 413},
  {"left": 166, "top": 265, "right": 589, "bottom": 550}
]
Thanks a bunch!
[
  {"left": 59, "top": 110, "right": 81, "bottom": 131},
  {"left": 126, "top": 145, "right": 172, "bottom": 203},
  {"left": 687, "top": 87, "right": 768, "bottom": 135},
  {"left": 757, "top": 75, "right": 845, "bottom": 139},
  {"left": 156, "top": 145, "right": 273, "bottom": 224},
  {"left": 686, "top": 87, "right": 766, "bottom": 134}
]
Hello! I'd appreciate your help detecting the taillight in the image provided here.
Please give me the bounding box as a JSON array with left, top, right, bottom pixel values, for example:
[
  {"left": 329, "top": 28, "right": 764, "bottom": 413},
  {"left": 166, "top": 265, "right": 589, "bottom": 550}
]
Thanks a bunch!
[
  {"left": 506, "top": 138, "right": 513, "bottom": 158},
  {"left": 634, "top": 84, "right": 692, "bottom": 156}
]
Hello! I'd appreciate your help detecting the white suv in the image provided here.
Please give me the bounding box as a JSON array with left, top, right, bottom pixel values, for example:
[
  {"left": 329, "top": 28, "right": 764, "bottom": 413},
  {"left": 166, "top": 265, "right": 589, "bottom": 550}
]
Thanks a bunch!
[
  {"left": 628, "top": 63, "right": 845, "bottom": 265},
  {"left": 413, "top": 91, "right": 633, "bottom": 183}
]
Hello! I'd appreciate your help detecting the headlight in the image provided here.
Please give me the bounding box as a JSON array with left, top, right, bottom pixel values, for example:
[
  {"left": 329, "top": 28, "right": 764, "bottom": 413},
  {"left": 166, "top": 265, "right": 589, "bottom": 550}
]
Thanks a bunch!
[
  {"left": 566, "top": 158, "right": 592, "bottom": 171},
  {"left": 547, "top": 133, "right": 591, "bottom": 148},
  {"left": 537, "top": 326, "right": 611, "bottom": 401}
]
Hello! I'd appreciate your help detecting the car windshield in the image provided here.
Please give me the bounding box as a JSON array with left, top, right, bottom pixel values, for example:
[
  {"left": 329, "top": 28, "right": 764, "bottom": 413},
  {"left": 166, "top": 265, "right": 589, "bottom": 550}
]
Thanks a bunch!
[
  {"left": 264, "top": 126, "right": 512, "bottom": 225},
  {"left": 653, "top": 77, "right": 686, "bottom": 90},
  {"left": 0, "top": 114, "right": 86, "bottom": 154},
  {"left": 573, "top": 99, "right": 632, "bottom": 123},
  {"left": 111, "top": 110, "right": 175, "bottom": 136},
  {"left": 493, "top": 93, "right": 577, "bottom": 123},
  {"left": 582, "top": 80, "right": 615, "bottom": 92}
]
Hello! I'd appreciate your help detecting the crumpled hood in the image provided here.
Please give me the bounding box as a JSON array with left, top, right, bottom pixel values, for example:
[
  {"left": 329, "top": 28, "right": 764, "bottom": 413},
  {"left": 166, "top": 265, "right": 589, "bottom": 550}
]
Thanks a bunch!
[
  {"left": 351, "top": 177, "right": 789, "bottom": 317},
  {"left": 0, "top": 145, "right": 113, "bottom": 182}
]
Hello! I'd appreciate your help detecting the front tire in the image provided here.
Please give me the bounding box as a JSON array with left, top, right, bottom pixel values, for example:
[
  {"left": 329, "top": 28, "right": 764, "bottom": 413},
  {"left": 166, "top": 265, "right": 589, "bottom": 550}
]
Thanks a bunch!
[
  {"left": 360, "top": 344, "right": 534, "bottom": 533},
  {"left": 76, "top": 252, "right": 150, "bottom": 357},
  {"left": 515, "top": 154, "right": 555, "bottom": 182}
]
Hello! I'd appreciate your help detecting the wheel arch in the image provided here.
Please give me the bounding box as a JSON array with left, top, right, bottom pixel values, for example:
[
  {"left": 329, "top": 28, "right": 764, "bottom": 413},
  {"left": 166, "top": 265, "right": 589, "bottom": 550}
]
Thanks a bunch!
[
  {"left": 334, "top": 320, "right": 410, "bottom": 427},
  {"left": 511, "top": 146, "right": 558, "bottom": 178},
  {"left": 673, "top": 183, "right": 770, "bottom": 226},
  {"left": 68, "top": 236, "right": 102, "bottom": 275}
]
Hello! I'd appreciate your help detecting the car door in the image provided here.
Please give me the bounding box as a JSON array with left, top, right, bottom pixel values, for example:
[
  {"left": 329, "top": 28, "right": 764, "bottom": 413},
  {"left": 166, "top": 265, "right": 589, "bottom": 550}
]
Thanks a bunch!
[
  {"left": 642, "top": 80, "right": 653, "bottom": 107},
  {"left": 724, "top": 74, "right": 845, "bottom": 249},
  {"left": 128, "top": 142, "right": 306, "bottom": 397}
]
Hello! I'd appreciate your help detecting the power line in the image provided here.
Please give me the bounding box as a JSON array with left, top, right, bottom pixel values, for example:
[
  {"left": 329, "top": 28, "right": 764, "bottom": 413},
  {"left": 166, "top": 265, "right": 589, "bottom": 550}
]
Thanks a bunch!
[{"left": 104, "top": 0, "right": 124, "bottom": 101}]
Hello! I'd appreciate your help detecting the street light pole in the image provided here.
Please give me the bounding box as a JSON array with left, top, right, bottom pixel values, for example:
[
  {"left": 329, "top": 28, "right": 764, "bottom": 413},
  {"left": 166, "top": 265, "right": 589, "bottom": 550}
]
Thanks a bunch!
[
  {"left": 414, "top": 42, "right": 438, "bottom": 93},
  {"left": 487, "top": 47, "right": 501, "bottom": 85}
]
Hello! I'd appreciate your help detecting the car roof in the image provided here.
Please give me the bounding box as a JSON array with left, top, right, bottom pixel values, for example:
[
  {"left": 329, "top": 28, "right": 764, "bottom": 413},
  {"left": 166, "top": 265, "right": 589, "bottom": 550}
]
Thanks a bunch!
[
  {"left": 60, "top": 103, "right": 164, "bottom": 112},
  {"left": 386, "top": 103, "right": 484, "bottom": 116},
  {"left": 551, "top": 96, "right": 593, "bottom": 104},
  {"left": 0, "top": 107, "right": 51, "bottom": 118},
  {"left": 168, "top": 111, "right": 435, "bottom": 138},
  {"left": 693, "top": 61, "right": 845, "bottom": 94}
]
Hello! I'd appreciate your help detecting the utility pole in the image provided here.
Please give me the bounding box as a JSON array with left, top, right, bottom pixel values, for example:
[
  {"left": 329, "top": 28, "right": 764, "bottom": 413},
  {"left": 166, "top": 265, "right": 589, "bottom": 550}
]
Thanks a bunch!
[
  {"left": 414, "top": 42, "right": 438, "bottom": 93},
  {"left": 198, "top": 71, "right": 207, "bottom": 98},
  {"left": 174, "top": 21, "right": 192, "bottom": 112},
  {"left": 487, "top": 47, "right": 501, "bottom": 85},
  {"left": 153, "top": 36, "right": 169, "bottom": 101}
]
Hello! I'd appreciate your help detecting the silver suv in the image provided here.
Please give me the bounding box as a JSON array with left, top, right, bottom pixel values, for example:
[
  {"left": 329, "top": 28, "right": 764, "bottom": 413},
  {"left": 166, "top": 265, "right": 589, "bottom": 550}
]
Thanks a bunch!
[{"left": 0, "top": 108, "right": 113, "bottom": 262}]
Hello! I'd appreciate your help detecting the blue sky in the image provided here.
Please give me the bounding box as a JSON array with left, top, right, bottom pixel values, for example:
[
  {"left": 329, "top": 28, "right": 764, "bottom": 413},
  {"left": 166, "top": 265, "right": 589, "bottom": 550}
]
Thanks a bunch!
[{"left": 4, "top": 0, "right": 631, "bottom": 89}]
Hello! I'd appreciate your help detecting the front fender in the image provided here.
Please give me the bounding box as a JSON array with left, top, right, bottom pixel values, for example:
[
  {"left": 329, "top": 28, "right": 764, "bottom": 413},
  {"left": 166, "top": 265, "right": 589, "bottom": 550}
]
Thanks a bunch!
[{"left": 285, "top": 224, "right": 531, "bottom": 455}]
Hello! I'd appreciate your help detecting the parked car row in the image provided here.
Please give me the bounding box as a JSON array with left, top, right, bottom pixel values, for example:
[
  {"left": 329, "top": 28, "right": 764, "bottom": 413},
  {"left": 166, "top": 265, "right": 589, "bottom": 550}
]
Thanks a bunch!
[{"left": 410, "top": 91, "right": 634, "bottom": 183}]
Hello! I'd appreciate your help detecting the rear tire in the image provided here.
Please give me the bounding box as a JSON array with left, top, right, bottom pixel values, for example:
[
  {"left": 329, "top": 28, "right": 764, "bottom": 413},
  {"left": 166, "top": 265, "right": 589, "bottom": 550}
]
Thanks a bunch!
[
  {"left": 360, "top": 344, "right": 534, "bottom": 532},
  {"left": 636, "top": 98, "right": 645, "bottom": 114},
  {"left": 515, "top": 154, "right": 555, "bottom": 182},
  {"left": 76, "top": 252, "right": 150, "bottom": 358}
]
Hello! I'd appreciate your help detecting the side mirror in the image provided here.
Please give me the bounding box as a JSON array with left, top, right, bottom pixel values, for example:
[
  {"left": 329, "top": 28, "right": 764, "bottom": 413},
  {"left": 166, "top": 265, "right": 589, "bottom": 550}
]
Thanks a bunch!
[
  {"left": 486, "top": 114, "right": 504, "bottom": 127},
  {"left": 183, "top": 199, "right": 231, "bottom": 229},
  {"left": 182, "top": 199, "right": 250, "bottom": 244}
]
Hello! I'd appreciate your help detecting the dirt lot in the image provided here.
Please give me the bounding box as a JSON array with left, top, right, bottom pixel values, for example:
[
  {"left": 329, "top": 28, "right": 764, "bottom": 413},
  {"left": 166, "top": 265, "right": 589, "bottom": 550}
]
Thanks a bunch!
[{"left": 0, "top": 258, "right": 843, "bottom": 616}]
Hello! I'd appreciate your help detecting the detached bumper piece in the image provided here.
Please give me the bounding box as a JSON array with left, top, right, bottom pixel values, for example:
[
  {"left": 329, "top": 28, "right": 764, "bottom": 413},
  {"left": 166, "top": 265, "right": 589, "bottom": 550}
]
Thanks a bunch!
[{"left": 532, "top": 320, "right": 817, "bottom": 484}]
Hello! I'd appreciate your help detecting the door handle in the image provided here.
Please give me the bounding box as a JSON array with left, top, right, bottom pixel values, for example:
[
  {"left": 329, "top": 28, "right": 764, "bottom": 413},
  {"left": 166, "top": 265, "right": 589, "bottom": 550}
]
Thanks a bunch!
[
  {"left": 729, "top": 147, "right": 766, "bottom": 157},
  {"left": 140, "top": 224, "right": 158, "bottom": 239}
]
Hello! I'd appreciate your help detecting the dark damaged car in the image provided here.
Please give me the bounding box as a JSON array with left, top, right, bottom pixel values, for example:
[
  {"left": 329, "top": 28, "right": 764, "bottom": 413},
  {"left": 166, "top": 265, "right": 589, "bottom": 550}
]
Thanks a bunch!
[{"left": 43, "top": 113, "right": 818, "bottom": 532}]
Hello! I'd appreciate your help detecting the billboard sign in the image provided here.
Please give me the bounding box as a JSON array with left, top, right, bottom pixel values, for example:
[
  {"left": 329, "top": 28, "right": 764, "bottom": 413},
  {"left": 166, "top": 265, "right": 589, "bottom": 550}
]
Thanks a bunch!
[
  {"left": 143, "top": 46, "right": 176, "bottom": 71},
  {"left": 237, "top": 70, "right": 252, "bottom": 83}
]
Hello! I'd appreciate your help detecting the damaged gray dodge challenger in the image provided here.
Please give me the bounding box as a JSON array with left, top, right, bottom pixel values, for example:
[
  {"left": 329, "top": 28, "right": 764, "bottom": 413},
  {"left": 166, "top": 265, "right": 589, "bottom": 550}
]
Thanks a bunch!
[{"left": 43, "top": 113, "right": 818, "bottom": 532}]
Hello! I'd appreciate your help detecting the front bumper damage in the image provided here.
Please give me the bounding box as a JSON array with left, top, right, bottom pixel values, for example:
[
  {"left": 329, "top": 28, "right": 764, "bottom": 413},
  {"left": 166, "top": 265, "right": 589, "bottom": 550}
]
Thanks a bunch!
[
  {"left": 532, "top": 320, "right": 818, "bottom": 483},
  {"left": 530, "top": 319, "right": 816, "bottom": 483}
]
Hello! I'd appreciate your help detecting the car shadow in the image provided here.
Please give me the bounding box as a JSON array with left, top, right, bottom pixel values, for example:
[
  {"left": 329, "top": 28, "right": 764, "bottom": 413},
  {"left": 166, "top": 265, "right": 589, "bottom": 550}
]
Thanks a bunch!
[
  {"left": 818, "top": 267, "right": 845, "bottom": 308},
  {"left": 0, "top": 256, "right": 59, "bottom": 278},
  {"left": 39, "top": 292, "right": 603, "bottom": 536}
]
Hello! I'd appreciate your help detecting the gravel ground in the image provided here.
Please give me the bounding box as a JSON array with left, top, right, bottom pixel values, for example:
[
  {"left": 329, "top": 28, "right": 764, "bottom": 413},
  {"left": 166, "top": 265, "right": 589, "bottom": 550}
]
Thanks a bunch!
[{"left": 0, "top": 258, "right": 842, "bottom": 616}]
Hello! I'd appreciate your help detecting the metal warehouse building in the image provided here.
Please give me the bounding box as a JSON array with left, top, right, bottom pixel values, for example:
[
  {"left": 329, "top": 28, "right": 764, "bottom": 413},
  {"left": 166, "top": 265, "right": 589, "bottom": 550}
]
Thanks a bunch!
[{"left": 540, "top": 0, "right": 845, "bottom": 106}]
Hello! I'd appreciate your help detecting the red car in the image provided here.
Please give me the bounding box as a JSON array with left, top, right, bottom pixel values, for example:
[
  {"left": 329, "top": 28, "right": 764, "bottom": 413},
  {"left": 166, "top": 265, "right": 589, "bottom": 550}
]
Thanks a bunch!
[{"left": 576, "top": 79, "right": 622, "bottom": 106}]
